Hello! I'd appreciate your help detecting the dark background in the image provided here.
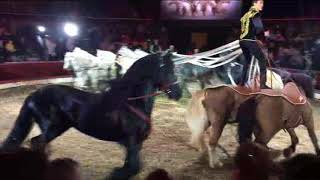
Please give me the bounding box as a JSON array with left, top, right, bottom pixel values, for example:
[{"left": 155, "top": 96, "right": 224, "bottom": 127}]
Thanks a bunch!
[{"left": 1, "top": 0, "right": 320, "bottom": 53}]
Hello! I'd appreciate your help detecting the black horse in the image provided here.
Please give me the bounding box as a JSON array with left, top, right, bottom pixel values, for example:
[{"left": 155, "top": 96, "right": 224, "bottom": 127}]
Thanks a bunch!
[{"left": 0, "top": 53, "right": 182, "bottom": 180}]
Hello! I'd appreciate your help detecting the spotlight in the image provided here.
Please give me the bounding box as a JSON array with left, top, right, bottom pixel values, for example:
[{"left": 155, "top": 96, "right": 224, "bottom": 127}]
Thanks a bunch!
[
  {"left": 64, "top": 23, "right": 79, "bottom": 37},
  {"left": 37, "top": 26, "right": 46, "bottom": 32}
]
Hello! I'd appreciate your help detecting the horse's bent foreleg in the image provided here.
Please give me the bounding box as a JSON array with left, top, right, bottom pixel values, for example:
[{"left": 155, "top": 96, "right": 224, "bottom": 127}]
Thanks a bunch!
[
  {"left": 31, "top": 123, "right": 70, "bottom": 151},
  {"left": 254, "top": 129, "right": 283, "bottom": 159},
  {"left": 254, "top": 128, "right": 278, "bottom": 150},
  {"left": 31, "top": 108, "right": 71, "bottom": 150},
  {"left": 283, "top": 128, "right": 299, "bottom": 158},
  {"left": 206, "top": 112, "right": 226, "bottom": 168}
]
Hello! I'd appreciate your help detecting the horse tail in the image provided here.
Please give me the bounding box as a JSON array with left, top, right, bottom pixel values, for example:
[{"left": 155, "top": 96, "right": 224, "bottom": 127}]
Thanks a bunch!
[
  {"left": 185, "top": 90, "right": 209, "bottom": 151},
  {"left": 237, "top": 96, "right": 258, "bottom": 144},
  {"left": 1, "top": 95, "right": 35, "bottom": 150}
]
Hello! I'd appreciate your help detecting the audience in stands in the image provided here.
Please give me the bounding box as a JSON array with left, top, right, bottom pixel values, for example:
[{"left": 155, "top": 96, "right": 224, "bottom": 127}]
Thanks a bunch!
[
  {"left": 46, "top": 158, "right": 83, "bottom": 180},
  {"left": 232, "top": 142, "right": 320, "bottom": 180},
  {"left": 0, "top": 147, "right": 48, "bottom": 180},
  {"left": 2, "top": 16, "right": 320, "bottom": 78},
  {"left": 0, "top": 18, "right": 169, "bottom": 62},
  {"left": 2, "top": 143, "right": 320, "bottom": 180},
  {"left": 0, "top": 147, "right": 84, "bottom": 180},
  {"left": 0, "top": 21, "right": 17, "bottom": 63},
  {"left": 145, "top": 168, "right": 174, "bottom": 180}
]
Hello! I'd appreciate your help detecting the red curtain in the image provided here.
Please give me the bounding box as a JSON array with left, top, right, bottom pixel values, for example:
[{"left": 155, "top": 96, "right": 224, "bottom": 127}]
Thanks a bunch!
[{"left": 0, "top": 61, "right": 72, "bottom": 83}]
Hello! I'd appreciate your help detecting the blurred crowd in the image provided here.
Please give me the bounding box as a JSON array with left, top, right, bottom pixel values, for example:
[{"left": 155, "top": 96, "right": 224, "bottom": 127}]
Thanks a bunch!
[
  {"left": 0, "top": 18, "right": 169, "bottom": 63},
  {"left": 2, "top": 17, "right": 320, "bottom": 76},
  {"left": 1, "top": 143, "right": 320, "bottom": 180}
]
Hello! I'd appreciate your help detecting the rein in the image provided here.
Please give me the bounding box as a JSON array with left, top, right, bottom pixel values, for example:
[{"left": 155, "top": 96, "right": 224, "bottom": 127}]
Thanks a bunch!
[
  {"left": 127, "top": 92, "right": 163, "bottom": 101},
  {"left": 125, "top": 81, "right": 179, "bottom": 124},
  {"left": 127, "top": 81, "right": 179, "bottom": 101},
  {"left": 126, "top": 103, "right": 151, "bottom": 123}
]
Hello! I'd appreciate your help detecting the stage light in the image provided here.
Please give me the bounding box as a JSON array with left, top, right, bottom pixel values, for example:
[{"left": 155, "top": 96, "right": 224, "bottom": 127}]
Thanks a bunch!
[
  {"left": 64, "top": 23, "right": 79, "bottom": 37},
  {"left": 37, "top": 26, "right": 46, "bottom": 32}
]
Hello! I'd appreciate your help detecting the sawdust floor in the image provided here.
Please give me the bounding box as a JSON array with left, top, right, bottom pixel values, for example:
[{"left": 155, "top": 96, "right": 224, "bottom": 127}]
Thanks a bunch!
[{"left": 0, "top": 85, "right": 319, "bottom": 180}]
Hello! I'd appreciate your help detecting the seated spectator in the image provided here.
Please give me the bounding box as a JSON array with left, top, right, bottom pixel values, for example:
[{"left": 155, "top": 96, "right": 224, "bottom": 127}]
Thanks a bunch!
[
  {"left": 280, "top": 153, "right": 320, "bottom": 180},
  {"left": 0, "top": 147, "right": 48, "bottom": 180},
  {"left": 275, "top": 43, "right": 305, "bottom": 69},
  {"left": 0, "top": 147, "right": 83, "bottom": 180},
  {"left": 232, "top": 142, "right": 320, "bottom": 180},
  {"left": 232, "top": 142, "right": 275, "bottom": 180},
  {"left": 145, "top": 168, "right": 173, "bottom": 180},
  {"left": 149, "top": 39, "right": 162, "bottom": 54},
  {"left": 0, "top": 23, "right": 17, "bottom": 62},
  {"left": 46, "top": 158, "right": 83, "bottom": 180}
]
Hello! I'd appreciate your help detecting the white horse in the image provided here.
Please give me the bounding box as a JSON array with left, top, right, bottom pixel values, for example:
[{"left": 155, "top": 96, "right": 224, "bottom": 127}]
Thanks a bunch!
[
  {"left": 63, "top": 48, "right": 116, "bottom": 90},
  {"left": 116, "top": 46, "right": 149, "bottom": 74},
  {"left": 63, "top": 47, "right": 149, "bottom": 91}
]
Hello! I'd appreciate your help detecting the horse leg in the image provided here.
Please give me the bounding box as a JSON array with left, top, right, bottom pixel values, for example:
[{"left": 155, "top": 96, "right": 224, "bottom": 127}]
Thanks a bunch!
[
  {"left": 189, "top": 124, "right": 207, "bottom": 153},
  {"left": 186, "top": 104, "right": 209, "bottom": 153},
  {"left": 254, "top": 128, "right": 281, "bottom": 158},
  {"left": 304, "top": 118, "right": 320, "bottom": 155},
  {"left": 30, "top": 123, "right": 71, "bottom": 151},
  {"left": 181, "top": 80, "right": 192, "bottom": 97},
  {"left": 254, "top": 128, "right": 276, "bottom": 146},
  {"left": 1, "top": 97, "right": 35, "bottom": 151},
  {"left": 110, "top": 140, "right": 142, "bottom": 180},
  {"left": 206, "top": 112, "right": 226, "bottom": 168},
  {"left": 30, "top": 108, "right": 71, "bottom": 151},
  {"left": 283, "top": 128, "right": 299, "bottom": 158}
]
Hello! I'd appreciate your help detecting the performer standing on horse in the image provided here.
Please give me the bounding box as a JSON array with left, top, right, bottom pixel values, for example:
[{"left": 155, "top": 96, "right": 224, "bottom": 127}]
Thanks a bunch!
[{"left": 239, "top": 0, "right": 268, "bottom": 89}]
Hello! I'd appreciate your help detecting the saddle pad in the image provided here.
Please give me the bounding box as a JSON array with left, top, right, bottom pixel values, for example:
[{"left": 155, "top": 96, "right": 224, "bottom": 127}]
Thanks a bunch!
[{"left": 206, "top": 83, "right": 307, "bottom": 105}]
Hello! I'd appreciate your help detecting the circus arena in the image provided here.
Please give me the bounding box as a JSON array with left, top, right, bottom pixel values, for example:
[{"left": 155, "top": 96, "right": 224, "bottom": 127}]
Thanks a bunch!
[{"left": 1, "top": 1, "right": 320, "bottom": 180}]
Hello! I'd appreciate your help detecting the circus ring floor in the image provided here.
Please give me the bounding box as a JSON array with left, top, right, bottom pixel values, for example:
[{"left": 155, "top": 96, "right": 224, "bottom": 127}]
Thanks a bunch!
[{"left": 0, "top": 84, "right": 320, "bottom": 180}]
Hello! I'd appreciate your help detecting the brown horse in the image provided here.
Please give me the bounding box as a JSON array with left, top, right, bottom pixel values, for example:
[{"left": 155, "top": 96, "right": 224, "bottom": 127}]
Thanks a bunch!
[{"left": 185, "top": 83, "right": 320, "bottom": 168}]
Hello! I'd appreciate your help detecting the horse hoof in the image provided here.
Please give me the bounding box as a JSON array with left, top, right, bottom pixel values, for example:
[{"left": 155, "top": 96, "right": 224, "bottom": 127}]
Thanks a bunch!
[
  {"left": 109, "top": 167, "right": 136, "bottom": 180},
  {"left": 217, "top": 161, "right": 224, "bottom": 168},
  {"left": 283, "top": 148, "right": 294, "bottom": 158},
  {"left": 209, "top": 160, "right": 223, "bottom": 169}
]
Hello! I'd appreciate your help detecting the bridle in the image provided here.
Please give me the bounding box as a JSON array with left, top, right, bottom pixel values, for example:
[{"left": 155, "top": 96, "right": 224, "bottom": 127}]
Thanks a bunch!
[
  {"left": 125, "top": 54, "right": 179, "bottom": 132},
  {"left": 125, "top": 81, "right": 179, "bottom": 126}
]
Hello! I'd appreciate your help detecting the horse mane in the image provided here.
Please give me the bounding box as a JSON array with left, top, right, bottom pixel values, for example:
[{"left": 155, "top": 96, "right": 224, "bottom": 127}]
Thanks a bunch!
[{"left": 110, "top": 53, "right": 161, "bottom": 89}]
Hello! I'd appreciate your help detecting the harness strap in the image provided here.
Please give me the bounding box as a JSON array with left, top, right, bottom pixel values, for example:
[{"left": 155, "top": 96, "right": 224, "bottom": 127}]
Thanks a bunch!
[
  {"left": 128, "top": 92, "right": 163, "bottom": 101},
  {"left": 127, "top": 81, "right": 179, "bottom": 101},
  {"left": 126, "top": 104, "right": 151, "bottom": 123}
]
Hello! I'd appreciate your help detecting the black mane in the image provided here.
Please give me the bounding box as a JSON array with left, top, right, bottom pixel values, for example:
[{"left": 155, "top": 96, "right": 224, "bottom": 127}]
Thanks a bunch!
[{"left": 111, "top": 53, "right": 161, "bottom": 89}]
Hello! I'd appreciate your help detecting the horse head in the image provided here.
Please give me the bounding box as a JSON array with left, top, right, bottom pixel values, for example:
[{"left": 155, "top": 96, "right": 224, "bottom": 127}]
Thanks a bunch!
[
  {"left": 156, "top": 52, "right": 182, "bottom": 100},
  {"left": 120, "top": 52, "right": 182, "bottom": 101}
]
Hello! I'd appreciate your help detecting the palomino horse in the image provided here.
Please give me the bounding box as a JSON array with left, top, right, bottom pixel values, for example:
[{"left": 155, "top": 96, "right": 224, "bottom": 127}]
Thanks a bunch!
[
  {"left": 0, "top": 53, "right": 182, "bottom": 180},
  {"left": 185, "top": 83, "right": 320, "bottom": 168}
]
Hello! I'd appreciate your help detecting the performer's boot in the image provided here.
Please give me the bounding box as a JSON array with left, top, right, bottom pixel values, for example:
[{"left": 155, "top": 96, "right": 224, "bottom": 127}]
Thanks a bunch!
[
  {"left": 238, "top": 72, "right": 247, "bottom": 87},
  {"left": 260, "top": 73, "right": 269, "bottom": 89}
]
